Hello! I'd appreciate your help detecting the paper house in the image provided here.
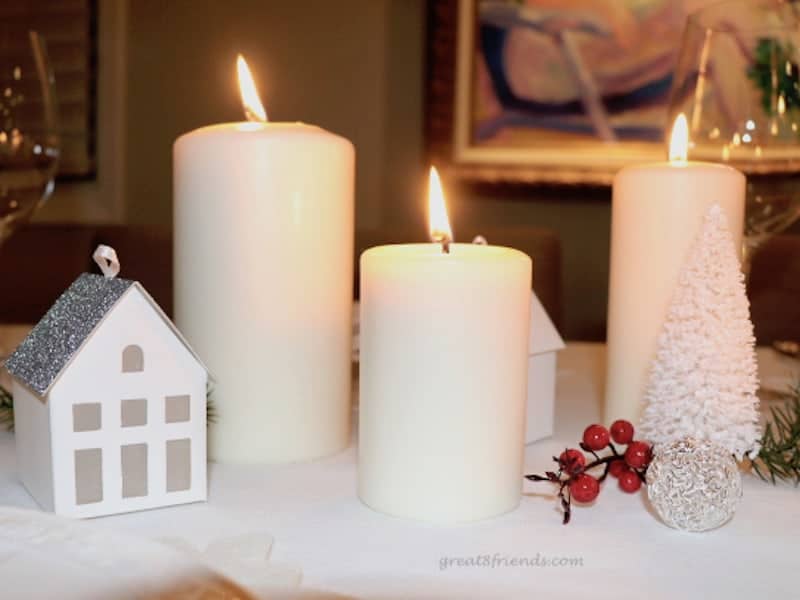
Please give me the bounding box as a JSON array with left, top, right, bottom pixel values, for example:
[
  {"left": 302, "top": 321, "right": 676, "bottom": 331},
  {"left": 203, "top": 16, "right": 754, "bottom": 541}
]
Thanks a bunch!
[
  {"left": 526, "top": 293, "right": 565, "bottom": 444},
  {"left": 5, "top": 246, "right": 209, "bottom": 518}
]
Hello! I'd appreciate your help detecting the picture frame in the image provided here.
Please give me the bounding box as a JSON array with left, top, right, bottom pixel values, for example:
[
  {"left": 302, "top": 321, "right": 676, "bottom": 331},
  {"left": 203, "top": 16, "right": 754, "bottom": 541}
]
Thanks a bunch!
[{"left": 426, "top": 0, "right": 691, "bottom": 185}]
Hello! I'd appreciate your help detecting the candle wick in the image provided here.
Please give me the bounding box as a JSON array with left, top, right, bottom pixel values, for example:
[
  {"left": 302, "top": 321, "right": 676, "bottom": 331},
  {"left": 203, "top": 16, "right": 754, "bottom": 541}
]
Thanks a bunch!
[
  {"left": 243, "top": 105, "right": 266, "bottom": 123},
  {"left": 432, "top": 232, "right": 451, "bottom": 254}
]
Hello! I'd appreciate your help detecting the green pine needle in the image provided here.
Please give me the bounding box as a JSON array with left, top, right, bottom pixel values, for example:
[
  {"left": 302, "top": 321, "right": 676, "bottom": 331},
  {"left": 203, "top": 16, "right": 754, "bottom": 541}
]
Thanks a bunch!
[
  {"left": 206, "top": 381, "right": 218, "bottom": 424},
  {"left": 751, "top": 384, "right": 800, "bottom": 485}
]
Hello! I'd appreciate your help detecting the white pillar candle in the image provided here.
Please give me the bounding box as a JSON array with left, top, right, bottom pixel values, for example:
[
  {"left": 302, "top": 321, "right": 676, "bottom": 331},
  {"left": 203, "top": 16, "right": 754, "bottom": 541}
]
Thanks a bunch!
[
  {"left": 173, "top": 56, "right": 355, "bottom": 463},
  {"left": 605, "top": 115, "right": 745, "bottom": 424},
  {"left": 358, "top": 170, "right": 532, "bottom": 523}
]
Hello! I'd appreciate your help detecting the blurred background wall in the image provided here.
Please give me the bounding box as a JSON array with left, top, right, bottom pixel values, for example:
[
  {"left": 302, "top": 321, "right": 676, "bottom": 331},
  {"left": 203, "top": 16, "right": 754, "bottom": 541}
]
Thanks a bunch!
[{"left": 38, "top": 0, "right": 615, "bottom": 340}]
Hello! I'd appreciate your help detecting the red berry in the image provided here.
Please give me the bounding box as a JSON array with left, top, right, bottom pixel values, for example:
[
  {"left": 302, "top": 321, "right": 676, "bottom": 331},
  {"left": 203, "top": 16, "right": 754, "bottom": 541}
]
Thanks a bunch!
[
  {"left": 618, "top": 470, "right": 642, "bottom": 493},
  {"left": 569, "top": 474, "right": 600, "bottom": 503},
  {"left": 610, "top": 420, "right": 634, "bottom": 444},
  {"left": 608, "top": 459, "right": 628, "bottom": 478},
  {"left": 624, "top": 441, "right": 652, "bottom": 469},
  {"left": 582, "top": 424, "right": 610, "bottom": 451},
  {"left": 559, "top": 449, "right": 586, "bottom": 474}
]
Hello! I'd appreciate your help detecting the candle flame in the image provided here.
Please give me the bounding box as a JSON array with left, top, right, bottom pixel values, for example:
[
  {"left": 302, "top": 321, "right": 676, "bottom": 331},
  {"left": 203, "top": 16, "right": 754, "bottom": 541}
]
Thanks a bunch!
[
  {"left": 669, "top": 113, "right": 689, "bottom": 161},
  {"left": 428, "top": 166, "right": 453, "bottom": 252},
  {"left": 236, "top": 54, "right": 267, "bottom": 122}
]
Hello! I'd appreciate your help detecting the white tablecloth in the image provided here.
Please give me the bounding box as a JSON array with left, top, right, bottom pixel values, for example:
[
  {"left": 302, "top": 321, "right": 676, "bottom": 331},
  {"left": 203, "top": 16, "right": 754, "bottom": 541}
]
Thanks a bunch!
[{"left": 1, "top": 335, "right": 798, "bottom": 599}]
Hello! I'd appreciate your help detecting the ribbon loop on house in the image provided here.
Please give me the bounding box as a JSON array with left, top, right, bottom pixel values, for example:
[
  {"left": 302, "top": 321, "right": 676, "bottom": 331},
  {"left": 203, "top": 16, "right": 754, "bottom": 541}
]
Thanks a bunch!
[{"left": 93, "top": 245, "right": 120, "bottom": 279}]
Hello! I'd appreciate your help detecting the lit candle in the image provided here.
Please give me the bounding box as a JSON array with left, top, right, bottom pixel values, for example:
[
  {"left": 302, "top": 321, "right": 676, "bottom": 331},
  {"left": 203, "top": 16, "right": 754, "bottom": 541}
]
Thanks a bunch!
[
  {"left": 173, "top": 55, "right": 355, "bottom": 463},
  {"left": 605, "top": 115, "right": 745, "bottom": 424},
  {"left": 358, "top": 168, "right": 532, "bottom": 523}
]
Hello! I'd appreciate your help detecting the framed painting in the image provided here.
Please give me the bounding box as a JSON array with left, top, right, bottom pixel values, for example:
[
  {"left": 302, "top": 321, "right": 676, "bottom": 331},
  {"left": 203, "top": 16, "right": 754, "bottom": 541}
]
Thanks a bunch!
[{"left": 426, "top": 0, "right": 711, "bottom": 185}]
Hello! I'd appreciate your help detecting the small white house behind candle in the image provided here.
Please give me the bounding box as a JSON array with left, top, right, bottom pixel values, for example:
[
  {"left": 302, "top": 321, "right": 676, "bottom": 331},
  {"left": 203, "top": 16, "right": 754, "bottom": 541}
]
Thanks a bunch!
[
  {"left": 526, "top": 292, "right": 565, "bottom": 444},
  {"left": 352, "top": 292, "right": 563, "bottom": 443}
]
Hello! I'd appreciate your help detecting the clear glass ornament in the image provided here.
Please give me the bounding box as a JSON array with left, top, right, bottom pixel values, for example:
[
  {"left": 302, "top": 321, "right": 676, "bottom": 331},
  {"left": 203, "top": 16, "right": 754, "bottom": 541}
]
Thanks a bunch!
[{"left": 646, "top": 438, "right": 742, "bottom": 532}]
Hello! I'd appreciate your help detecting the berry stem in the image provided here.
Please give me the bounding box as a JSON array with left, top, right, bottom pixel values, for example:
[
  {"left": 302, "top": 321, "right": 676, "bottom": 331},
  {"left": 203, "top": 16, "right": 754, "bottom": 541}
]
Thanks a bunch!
[
  {"left": 582, "top": 454, "right": 617, "bottom": 472},
  {"left": 596, "top": 461, "right": 612, "bottom": 483},
  {"left": 580, "top": 442, "right": 602, "bottom": 462}
]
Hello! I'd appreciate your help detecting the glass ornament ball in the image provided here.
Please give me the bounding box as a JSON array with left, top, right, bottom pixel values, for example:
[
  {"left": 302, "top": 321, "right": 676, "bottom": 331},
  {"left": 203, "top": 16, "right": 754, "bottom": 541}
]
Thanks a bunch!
[{"left": 646, "top": 438, "right": 742, "bottom": 532}]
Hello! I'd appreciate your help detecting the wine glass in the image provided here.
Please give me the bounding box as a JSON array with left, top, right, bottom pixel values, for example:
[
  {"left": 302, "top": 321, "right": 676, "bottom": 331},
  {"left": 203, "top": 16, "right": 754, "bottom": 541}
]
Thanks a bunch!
[
  {"left": 0, "top": 28, "right": 59, "bottom": 246},
  {"left": 0, "top": 30, "right": 59, "bottom": 408},
  {"left": 666, "top": 0, "right": 800, "bottom": 275}
]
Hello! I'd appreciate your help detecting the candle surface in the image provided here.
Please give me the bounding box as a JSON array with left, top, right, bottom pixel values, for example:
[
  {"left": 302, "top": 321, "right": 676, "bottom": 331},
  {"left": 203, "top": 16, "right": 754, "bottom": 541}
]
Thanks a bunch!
[
  {"left": 358, "top": 243, "right": 531, "bottom": 523},
  {"left": 605, "top": 160, "right": 745, "bottom": 423},
  {"left": 174, "top": 120, "right": 354, "bottom": 463}
]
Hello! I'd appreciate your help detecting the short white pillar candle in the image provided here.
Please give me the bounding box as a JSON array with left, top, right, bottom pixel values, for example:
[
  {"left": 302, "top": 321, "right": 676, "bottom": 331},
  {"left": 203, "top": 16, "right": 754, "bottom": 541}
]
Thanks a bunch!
[{"left": 357, "top": 170, "right": 532, "bottom": 522}]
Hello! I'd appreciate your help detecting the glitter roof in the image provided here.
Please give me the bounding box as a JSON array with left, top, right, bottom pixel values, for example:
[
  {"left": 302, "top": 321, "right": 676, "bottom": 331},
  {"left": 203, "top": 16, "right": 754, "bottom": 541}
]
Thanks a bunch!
[{"left": 5, "top": 273, "right": 208, "bottom": 397}]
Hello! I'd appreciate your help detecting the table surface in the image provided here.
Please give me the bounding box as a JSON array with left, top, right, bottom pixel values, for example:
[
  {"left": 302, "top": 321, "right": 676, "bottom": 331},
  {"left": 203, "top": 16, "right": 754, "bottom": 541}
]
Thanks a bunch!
[{"left": 1, "top": 326, "right": 799, "bottom": 600}]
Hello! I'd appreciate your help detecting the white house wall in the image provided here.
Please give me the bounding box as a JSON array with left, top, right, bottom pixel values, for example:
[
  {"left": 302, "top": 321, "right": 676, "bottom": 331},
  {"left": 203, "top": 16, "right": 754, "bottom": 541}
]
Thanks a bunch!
[
  {"left": 13, "top": 382, "right": 55, "bottom": 511},
  {"left": 49, "top": 287, "right": 207, "bottom": 518},
  {"left": 525, "top": 352, "right": 557, "bottom": 444}
]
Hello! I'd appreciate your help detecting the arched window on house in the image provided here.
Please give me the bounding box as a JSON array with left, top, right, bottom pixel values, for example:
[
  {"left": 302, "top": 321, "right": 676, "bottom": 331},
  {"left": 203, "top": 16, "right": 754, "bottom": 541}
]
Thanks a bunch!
[{"left": 122, "top": 345, "right": 144, "bottom": 373}]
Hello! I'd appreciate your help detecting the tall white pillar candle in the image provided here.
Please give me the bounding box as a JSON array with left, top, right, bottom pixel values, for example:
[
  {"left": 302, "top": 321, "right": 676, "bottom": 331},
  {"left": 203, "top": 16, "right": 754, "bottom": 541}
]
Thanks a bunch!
[
  {"left": 173, "top": 57, "right": 355, "bottom": 463},
  {"left": 358, "top": 170, "right": 531, "bottom": 522},
  {"left": 605, "top": 116, "right": 745, "bottom": 423}
]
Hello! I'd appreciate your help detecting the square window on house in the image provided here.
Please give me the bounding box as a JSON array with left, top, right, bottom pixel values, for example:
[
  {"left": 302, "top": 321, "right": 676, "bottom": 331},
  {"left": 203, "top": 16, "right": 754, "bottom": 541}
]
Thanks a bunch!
[
  {"left": 121, "top": 443, "right": 148, "bottom": 498},
  {"left": 121, "top": 398, "right": 147, "bottom": 427},
  {"left": 73, "top": 403, "right": 101, "bottom": 432},
  {"left": 166, "top": 438, "right": 191, "bottom": 492},
  {"left": 165, "top": 395, "right": 190, "bottom": 423},
  {"left": 75, "top": 448, "right": 103, "bottom": 505}
]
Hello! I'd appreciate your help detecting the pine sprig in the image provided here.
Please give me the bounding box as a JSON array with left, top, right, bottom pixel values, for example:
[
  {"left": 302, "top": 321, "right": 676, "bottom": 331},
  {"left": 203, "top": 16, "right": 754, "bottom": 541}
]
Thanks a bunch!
[
  {"left": 206, "top": 381, "right": 218, "bottom": 424},
  {"left": 751, "top": 385, "right": 800, "bottom": 485}
]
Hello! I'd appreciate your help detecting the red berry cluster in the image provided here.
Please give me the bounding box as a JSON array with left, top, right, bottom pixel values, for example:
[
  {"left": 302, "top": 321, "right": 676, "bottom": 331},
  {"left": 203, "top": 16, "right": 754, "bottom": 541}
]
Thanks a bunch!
[{"left": 525, "top": 420, "right": 652, "bottom": 524}]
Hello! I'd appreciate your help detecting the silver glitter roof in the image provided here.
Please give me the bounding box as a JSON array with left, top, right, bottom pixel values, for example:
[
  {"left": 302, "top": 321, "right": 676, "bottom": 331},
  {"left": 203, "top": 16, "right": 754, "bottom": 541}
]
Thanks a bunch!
[
  {"left": 5, "top": 273, "right": 135, "bottom": 396},
  {"left": 5, "top": 273, "right": 209, "bottom": 397}
]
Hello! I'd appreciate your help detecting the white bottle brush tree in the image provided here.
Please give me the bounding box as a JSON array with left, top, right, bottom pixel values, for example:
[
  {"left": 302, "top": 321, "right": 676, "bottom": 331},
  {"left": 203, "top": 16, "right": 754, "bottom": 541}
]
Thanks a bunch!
[{"left": 640, "top": 203, "right": 761, "bottom": 460}]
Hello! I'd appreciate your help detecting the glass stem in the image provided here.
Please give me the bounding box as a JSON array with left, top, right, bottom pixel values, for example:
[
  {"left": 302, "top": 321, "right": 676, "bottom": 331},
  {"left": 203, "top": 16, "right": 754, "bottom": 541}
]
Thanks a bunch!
[{"left": 741, "top": 238, "right": 760, "bottom": 285}]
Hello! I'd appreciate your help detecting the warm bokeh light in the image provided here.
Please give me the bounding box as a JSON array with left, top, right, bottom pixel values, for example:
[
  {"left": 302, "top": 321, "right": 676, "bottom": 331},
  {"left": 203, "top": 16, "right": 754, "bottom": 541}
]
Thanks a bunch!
[
  {"left": 668, "top": 113, "right": 689, "bottom": 162},
  {"left": 428, "top": 166, "right": 453, "bottom": 250},
  {"left": 236, "top": 54, "right": 267, "bottom": 122}
]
